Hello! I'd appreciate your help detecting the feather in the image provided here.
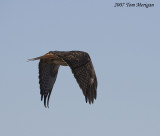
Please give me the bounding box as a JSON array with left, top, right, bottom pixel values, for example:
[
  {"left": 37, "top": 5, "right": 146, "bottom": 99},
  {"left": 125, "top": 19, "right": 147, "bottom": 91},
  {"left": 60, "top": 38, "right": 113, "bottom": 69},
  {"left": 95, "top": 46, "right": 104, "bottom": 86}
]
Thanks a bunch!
[
  {"left": 53, "top": 51, "right": 98, "bottom": 104},
  {"left": 39, "top": 61, "right": 59, "bottom": 107},
  {"left": 29, "top": 51, "right": 97, "bottom": 107}
]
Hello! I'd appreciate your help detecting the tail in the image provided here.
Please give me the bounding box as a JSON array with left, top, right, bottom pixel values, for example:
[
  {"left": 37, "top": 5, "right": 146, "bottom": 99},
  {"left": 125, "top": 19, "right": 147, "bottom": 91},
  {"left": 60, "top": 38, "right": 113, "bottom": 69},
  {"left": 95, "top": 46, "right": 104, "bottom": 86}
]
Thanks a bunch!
[
  {"left": 27, "top": 53, "right": 56, "bottom": 62},
  {"left": 27, "top": 56, "right": 43, "bottom": 61}
]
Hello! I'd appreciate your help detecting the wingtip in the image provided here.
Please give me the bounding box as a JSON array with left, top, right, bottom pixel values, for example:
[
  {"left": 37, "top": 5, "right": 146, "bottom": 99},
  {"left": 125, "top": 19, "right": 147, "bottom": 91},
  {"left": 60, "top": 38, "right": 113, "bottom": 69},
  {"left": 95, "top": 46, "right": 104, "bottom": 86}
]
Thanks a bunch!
[
  {"left": 44, "top": 95, "right": 47, "bottom": 107},
  {"left": 41, "top": 93, "right": 50, "bottom": 108},
  {"left": 41, "top": 94, "right": 43, "bottom": 101},
  {"left": 85, "top": 95, "right": 87, "bottom": 103}
]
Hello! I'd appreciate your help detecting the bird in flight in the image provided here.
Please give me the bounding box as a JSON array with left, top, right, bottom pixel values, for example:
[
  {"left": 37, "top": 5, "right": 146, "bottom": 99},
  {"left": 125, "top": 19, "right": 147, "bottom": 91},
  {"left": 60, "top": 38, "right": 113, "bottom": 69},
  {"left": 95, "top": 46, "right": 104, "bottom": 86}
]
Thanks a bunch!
[{"left": 29, "top": 51, "right": 97, "bottom": 107}]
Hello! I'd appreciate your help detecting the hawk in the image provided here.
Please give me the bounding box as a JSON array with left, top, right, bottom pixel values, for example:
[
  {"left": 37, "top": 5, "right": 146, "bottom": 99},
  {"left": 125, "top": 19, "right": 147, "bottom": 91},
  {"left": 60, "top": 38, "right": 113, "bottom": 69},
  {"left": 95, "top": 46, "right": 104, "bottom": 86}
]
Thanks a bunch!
[{"left": 29, "top": 51, "right": 97, "bottom": 107}]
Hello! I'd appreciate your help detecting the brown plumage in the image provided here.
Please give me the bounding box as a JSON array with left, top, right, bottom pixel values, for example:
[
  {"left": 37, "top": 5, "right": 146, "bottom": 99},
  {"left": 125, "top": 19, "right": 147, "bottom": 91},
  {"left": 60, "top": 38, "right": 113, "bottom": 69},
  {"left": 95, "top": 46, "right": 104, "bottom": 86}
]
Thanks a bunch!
[{"left": 29, "top": 51, "right": 97, "bottom": 107}]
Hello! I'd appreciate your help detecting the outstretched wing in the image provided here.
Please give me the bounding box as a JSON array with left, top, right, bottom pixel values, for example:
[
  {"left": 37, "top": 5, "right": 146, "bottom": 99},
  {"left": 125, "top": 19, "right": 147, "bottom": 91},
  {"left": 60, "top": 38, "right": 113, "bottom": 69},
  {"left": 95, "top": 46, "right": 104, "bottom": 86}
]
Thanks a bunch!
[
  {"left": 39, "top": 60, "right": 59, "bottom": 107},
  {"left": 53, "top": 51, "right": 97, "bottom": 104}
]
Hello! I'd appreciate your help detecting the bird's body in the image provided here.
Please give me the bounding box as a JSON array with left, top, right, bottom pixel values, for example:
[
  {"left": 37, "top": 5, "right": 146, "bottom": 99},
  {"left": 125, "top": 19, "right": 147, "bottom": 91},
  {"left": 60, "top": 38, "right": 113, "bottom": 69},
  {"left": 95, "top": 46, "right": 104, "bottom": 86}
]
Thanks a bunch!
[{"left": 29, "top": 51, "right": 97, "bottom": 107}]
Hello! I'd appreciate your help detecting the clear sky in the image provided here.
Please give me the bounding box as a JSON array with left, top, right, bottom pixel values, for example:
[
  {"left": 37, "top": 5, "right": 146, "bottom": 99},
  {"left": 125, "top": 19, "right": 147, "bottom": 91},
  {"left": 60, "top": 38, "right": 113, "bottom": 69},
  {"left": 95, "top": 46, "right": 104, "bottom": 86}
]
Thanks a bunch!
[{"left": 0, "top": 0, "right": 160, "bottom": 136}]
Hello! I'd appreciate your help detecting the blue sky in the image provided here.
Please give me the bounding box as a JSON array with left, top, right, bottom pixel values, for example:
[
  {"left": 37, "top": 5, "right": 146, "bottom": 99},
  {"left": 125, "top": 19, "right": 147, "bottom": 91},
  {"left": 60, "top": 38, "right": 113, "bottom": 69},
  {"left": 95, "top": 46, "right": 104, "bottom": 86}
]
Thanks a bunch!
[{"left": 0, "top": 0, "right": 160, "bottom": 136}]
